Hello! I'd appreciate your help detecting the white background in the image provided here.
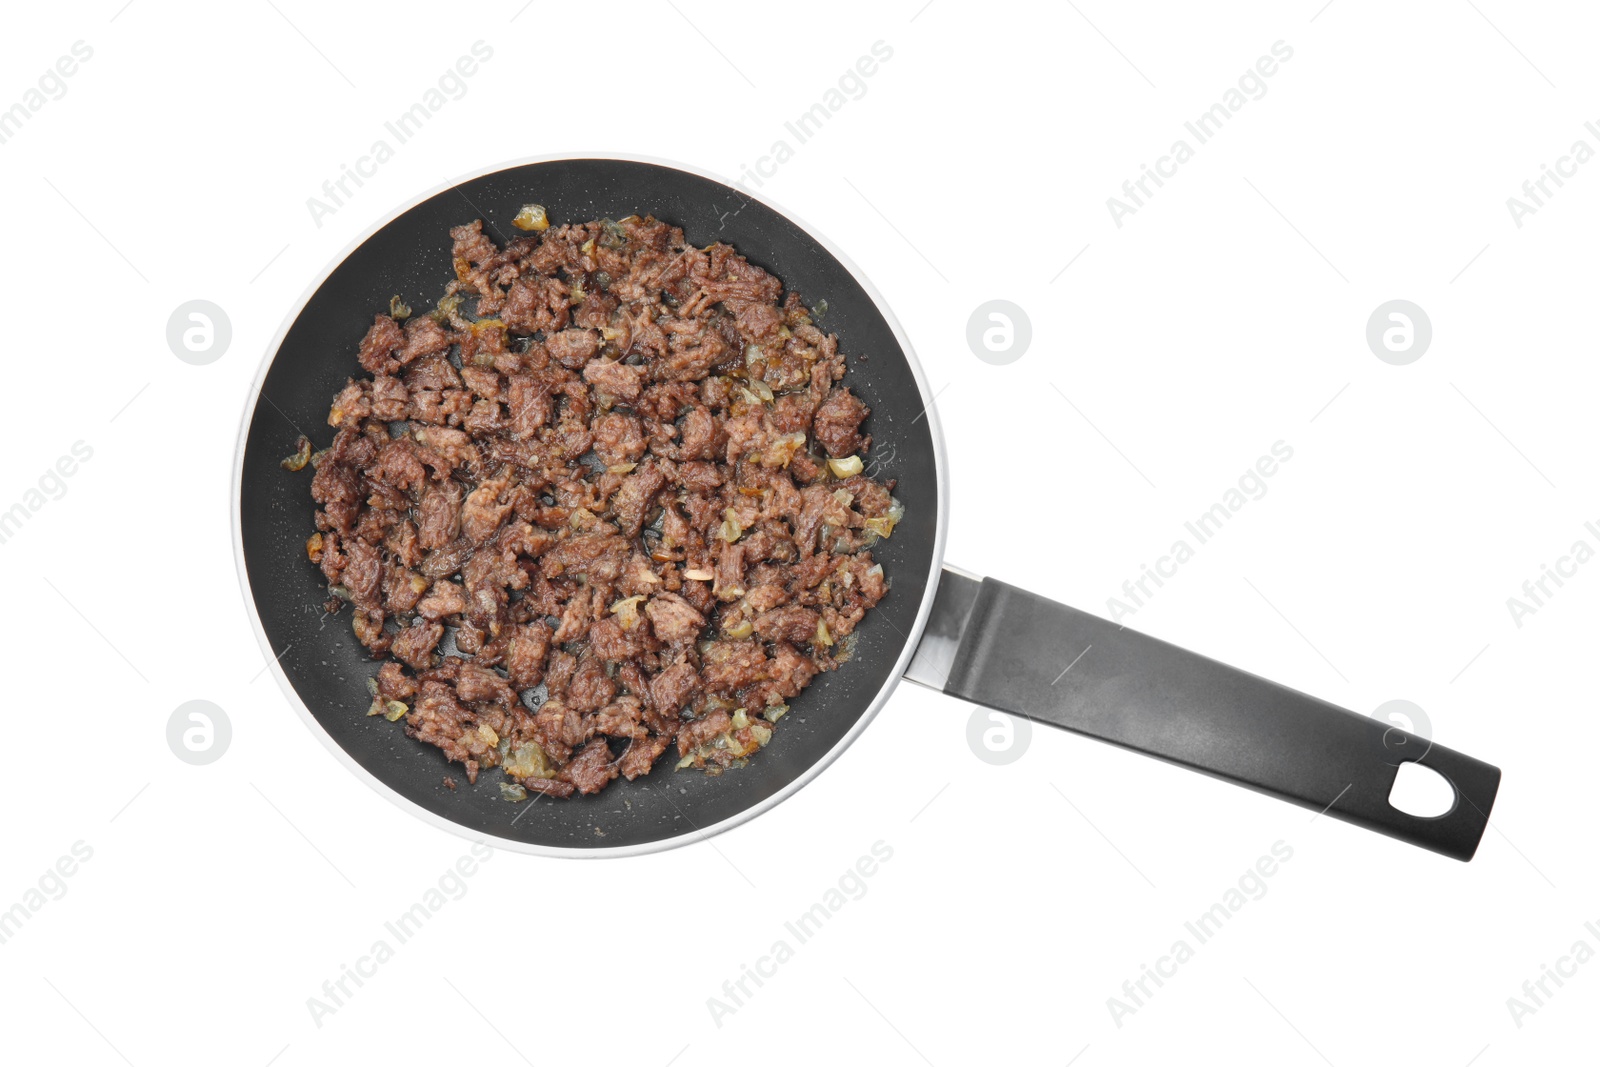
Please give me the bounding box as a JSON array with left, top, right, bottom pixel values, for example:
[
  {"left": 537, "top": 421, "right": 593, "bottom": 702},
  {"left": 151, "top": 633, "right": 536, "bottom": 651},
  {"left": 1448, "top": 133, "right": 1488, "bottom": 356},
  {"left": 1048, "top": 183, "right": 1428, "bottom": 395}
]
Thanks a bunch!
[{"left": 1, "top": 1, "right": 1594, "bottom": 1064}]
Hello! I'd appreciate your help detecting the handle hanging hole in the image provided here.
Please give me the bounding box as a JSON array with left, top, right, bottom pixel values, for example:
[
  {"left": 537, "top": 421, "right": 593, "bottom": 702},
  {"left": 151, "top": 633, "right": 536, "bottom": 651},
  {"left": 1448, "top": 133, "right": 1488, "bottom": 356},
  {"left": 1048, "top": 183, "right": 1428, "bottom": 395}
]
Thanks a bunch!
[{"left": 1388, "top": 761, "right": 1456, "bottom": 818}]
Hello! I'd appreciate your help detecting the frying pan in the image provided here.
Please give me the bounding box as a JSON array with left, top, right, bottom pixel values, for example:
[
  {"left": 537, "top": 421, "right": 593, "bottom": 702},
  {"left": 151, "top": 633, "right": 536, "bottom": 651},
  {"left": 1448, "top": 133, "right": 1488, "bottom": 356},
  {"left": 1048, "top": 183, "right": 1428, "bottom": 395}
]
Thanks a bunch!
[{"left": 234, "top": 155, "right": 1501, "bottom": 861}]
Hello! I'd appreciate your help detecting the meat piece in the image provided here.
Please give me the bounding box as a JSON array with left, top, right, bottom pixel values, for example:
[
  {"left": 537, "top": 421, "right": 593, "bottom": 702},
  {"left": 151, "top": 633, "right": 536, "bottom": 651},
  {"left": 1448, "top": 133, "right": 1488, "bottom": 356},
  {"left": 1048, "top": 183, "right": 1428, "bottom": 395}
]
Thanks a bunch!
[
  {"left": 392, "top": 621, "right": 444, "bottom": 671},
  {"left": 380, "top": 563, "right": 425, "bottom": 614},
  {"left": 701, "top": 639, "right": 768, "bottom": 694},
  {"left": 505, "top": 621, "right": 552, "bottom": 689},
  {"left": 655, "top": 334, "right": 725, "bottom": 382},
  {"left": 792, "top": 485, "right": 835, "bottom": 559},
  {"left": 547, "top": 328, "right": 599, "bottom": 369},
  {"left": 370, "top": 375, "right": 409, "bottom": 421},
  {"left": 418, "top": 538, "right": 473, "bottom": 580},
  {"left": 753, "top": 605, "right": 820, "bottom": 645},
  {"left": 676, "top": 406, "right": 716, "bottom": 460},
  {"left": 524, "top": 777, "right": 576, "bottom": 798},
  {"left": 676, "top": 709, "right": 732, "bottom": 757},
  {"left": 713, "top": 541, "right": 745, "bottom": 602},
  {"left": 552, "top": 586, "right": 600, "bottom": 645},
  {"left": 541, "top": 532, "right": 631, "bottom": 584},
  {"left": 357, "top": 315, "right": 405, "bottom": 375},
  {"left": 650, "top": 661, "right": 701, "bottom": 716},
  {"left": 812, "top": 387, "right": 869, "bottom": 458},
  {"left": 744, "top": 583, "right": 790, "bottom": 613},
  {"left": 342, "top": 538, "right": 383, "bottom": 612},
  {"left": 376, "top": 661, "right": 416, "bottom": 701},
  {"left": 461, "top": 477, "right": 512, "bottom": 544},
  {"left": 405, "top": 354, "right": 462, "bottom": 392},
  {"left": 559, "top": 738, "right": 618, "bottom": 795},
  {"left": 531, "top": 699, "right": 580, "bottom": 761},
  {"left": 369, "top": 440, "right": 428, "bottom": 493},
  {"left": 460, "top": 365, "right": 503, "bottom": 401},
  {"left": 769, "top": 640, "right": 820, "bottom": 698},
  {"left": 566, "top": 655, "right": 617, "bottom": 712},
  {"left": 327, "top": 380, "right": 371, "bottom": 429},
  {"left": 502, "top": 275, "right": 570, "bottom": 335},
  {"left": 544, "top": 650, "right": 577, "bottom": 698},
  {"left": 734, "top": 301, "right": 782, "bottom": 342},
  {"left": 645, "top": 592, "right": 706, "bottom": 646},
  {"left": 456, "top": 664, "right": 515, "bottom": 706},
  {"left": 413, "top": 426, "right": 477, "bottom": 472},
  {"left": 609, "top": 461, "right": 666, "bottom": 539},
  {"left": 507, "top": 375, "right": 553, "bottom": 439},
  {"left": 400, "top": 315, "right": 453, "bottom": 363},
  {"left": 310, "top": 458, "right": 360, "bottom": 535},
  {"left": 619, "top": 734, "right": 672, "bottom": 780},
  {"left": 592, "top": 697, "right": 648, "bottom": 740},
  {"left": 589, "top": 612, "right": 652, "bottom": 661},
  {"left": 404, "top": 680, "right": 500, "bottom": 784},
  {"left": 583, "top": 358, "right": 646, "bottom": 402},
  {"left": 416, "top": 481, "right": 462, "bottom": 550},
  {"left": 592, "top": 412, "right": 647, "bottom": 467},
  {"left": 416, "top": 579, "right": 467, "bottom": 620},
  {"left": 676, "top": 461, "right": 721, "bottom": 493}
]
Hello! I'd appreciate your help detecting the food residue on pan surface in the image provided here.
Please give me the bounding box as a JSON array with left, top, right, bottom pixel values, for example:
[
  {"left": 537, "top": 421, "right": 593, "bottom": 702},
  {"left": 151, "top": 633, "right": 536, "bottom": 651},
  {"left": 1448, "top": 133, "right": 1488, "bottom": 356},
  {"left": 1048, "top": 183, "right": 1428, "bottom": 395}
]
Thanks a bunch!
[{"left": 293, "top": 208, "right": 900, "bottom": 799}]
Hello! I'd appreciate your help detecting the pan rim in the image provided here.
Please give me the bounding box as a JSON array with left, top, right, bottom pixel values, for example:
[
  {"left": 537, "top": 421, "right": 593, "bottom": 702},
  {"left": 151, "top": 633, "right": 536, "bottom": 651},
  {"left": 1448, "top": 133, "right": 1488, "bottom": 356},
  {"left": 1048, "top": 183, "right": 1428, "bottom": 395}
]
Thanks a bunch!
[{"left": 230, "top": 151, "right": 951, "bottom": 858}]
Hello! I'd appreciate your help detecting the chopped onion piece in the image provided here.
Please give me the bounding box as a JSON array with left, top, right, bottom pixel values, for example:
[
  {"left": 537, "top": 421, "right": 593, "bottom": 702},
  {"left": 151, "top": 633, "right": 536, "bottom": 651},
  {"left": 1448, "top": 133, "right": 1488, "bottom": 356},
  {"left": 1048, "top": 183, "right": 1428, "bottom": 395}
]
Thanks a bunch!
[
  {"left": 827, "top": 455, "right": 863, "bottom": 478},
  {"left": 500, "top": 781, "right": 528, "bottom": 802},
  {"left": 352, "top": 610, "right": 380, "bottom": 646},
  {"left": 431, "top": 292, "right": 464, "bottom": 324},
  {"left": 281, "top": 436, "right": 313, "bottom": 471},
  {"left": 683, "top": 568, "right": 714, "bottom": 581},
  {"left": 384, "top": 700, "right": 409, "bottom": 722},
  {"left": 760, "top": 432, "right": 807, "bottom": 468},
  {"left": 503, "top": 742, "right": 555, "bottom": 779},
  {"left": 609, "top": 594, "right": 646, "bottom": 630},
  {"left": 512, "top": 204, "right": 549, "bottom": 231}
]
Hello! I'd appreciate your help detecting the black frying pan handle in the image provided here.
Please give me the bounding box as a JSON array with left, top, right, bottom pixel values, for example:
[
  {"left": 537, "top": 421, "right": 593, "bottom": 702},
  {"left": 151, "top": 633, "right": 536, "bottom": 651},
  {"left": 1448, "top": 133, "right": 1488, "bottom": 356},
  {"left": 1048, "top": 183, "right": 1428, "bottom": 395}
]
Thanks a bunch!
[{"left": 905, "top": 568, "right": 1501, "bottom": 861}]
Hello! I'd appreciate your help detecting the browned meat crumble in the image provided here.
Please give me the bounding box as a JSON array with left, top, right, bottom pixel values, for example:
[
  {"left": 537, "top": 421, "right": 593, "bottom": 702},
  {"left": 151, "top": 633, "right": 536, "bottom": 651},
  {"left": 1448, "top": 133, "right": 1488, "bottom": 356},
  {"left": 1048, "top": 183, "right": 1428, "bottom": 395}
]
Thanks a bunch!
[{"left": 300, "top": 211, "right": 900, "bottom": 798}]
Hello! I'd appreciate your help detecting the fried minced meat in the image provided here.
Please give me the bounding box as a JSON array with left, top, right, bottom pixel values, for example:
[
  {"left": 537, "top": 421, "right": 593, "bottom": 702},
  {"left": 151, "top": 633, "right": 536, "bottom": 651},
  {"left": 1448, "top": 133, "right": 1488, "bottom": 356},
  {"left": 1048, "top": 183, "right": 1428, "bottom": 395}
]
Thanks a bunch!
[{"left": 306, "top": 212, "right": 901, "bottom": 797}]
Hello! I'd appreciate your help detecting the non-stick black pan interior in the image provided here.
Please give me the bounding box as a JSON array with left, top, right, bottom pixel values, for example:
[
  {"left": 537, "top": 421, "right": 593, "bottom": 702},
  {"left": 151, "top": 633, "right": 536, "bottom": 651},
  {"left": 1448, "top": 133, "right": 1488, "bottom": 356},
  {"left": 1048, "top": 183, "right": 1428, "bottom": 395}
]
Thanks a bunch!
[{"left": 238, "top": 159, "right": 941, "bottom": 851}]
